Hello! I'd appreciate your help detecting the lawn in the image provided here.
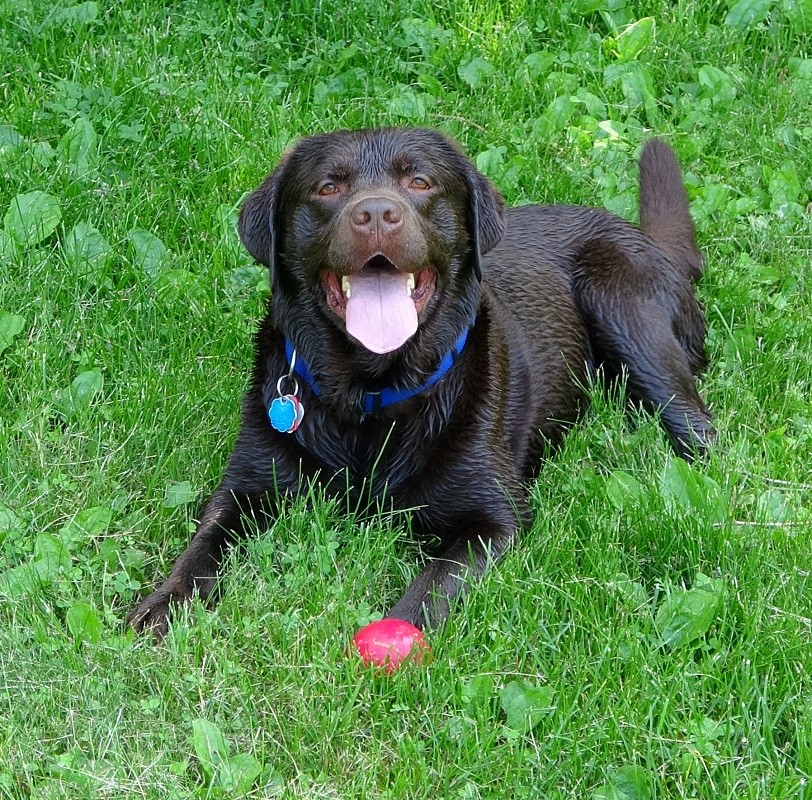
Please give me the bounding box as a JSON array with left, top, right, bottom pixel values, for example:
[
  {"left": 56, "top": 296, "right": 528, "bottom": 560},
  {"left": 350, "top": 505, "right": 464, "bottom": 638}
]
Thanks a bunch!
[{"left": 1, "top": 0, "right": 811, "bottom": 797}]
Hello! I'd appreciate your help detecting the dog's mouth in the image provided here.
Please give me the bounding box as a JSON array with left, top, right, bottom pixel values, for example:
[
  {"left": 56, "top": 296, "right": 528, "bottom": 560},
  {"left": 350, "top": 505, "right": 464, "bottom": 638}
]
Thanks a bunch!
[{"left": 322, "top": 254, "right": 436, "bottom": 354}]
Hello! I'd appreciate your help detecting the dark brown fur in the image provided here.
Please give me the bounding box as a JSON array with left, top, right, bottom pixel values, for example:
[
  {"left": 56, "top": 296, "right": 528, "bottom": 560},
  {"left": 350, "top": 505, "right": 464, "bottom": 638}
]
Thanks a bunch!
[{"left": 128, "top": 128, "right": 712, "bottom": 636}]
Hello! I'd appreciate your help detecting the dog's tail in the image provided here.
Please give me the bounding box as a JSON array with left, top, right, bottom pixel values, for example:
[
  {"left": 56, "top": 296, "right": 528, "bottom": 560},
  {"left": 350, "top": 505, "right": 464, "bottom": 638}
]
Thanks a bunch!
[{"left": 638, "top": 139, "right": 703, "bottom": 281}]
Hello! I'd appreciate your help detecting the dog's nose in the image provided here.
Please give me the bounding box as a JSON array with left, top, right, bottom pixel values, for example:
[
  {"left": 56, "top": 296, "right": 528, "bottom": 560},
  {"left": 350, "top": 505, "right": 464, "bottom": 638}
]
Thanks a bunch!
[{"left": 349, "top": 197, "right": 403, "bottom": 237}]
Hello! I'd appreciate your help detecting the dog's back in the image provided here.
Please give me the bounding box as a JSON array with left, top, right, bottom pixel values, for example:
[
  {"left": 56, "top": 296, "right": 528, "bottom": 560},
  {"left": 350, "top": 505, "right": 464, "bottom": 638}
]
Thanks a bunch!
[{"left": 482, "top": 139, "right": 711, "bottom": 460}]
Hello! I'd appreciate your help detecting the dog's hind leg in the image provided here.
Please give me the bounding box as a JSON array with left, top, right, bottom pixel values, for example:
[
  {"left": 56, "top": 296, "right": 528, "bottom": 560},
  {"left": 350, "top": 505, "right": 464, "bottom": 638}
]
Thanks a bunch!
[{"left": 574, "top": 239, "right": 713, "bottom": 460}]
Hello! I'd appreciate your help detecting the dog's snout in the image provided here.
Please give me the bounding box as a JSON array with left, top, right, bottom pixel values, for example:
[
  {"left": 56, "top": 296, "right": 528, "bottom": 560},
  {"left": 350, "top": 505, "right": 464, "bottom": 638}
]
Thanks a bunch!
[{"left": 350, "top": 196, "right": 404, "bottom": 237}]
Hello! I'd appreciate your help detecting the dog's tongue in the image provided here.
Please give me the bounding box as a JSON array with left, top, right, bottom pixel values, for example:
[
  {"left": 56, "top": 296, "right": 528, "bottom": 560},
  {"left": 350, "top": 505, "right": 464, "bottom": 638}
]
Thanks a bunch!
[{"left": 345, "top": 270, "right": 417, "bottom": 354}]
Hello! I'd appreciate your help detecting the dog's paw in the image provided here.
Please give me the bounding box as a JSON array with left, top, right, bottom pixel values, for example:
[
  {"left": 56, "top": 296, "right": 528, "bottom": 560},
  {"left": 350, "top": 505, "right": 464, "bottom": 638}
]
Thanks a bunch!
[{"left": 126, "top": 580, "right": 192, "bottom": 638}]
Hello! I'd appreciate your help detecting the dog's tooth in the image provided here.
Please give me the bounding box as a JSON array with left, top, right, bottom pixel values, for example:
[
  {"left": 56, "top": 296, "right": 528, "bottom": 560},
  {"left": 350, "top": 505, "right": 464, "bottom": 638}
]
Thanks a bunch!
[
  {"left": 406, "top": 273, "right": 415, "bottom": 295},
  {"left": 341, "top": 275, "right": 351, "bottom": 299}
]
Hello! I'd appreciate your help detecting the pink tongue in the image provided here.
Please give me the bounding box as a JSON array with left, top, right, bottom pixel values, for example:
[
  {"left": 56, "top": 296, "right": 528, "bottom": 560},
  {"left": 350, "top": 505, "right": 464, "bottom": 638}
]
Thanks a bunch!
[{"left": 345, "top": 270, "right": 417, "bottom": 354}]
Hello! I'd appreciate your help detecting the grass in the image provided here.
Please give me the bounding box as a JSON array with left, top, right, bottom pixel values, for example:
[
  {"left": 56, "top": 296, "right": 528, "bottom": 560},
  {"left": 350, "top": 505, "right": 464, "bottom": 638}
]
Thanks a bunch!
[{"left": 1, "top": 0, "right": 811, "bottom": 797}]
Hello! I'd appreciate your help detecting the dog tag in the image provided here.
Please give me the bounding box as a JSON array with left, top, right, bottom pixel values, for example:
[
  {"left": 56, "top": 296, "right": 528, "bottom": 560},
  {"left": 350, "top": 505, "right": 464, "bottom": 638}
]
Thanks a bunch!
[
  {"left": 292, "top": 395, "right": 305, "bottom": 430},
  {"left": 269, "top": 394, "right": 304, "bottom": 433}
]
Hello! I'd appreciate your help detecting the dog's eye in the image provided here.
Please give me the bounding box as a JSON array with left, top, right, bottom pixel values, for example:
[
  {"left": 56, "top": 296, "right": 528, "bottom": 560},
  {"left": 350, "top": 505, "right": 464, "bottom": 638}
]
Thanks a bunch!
[
  {"left": 409, "top": 176, "right": 431, "bottom": 190},
  {"left": 317, "top": 182, "right": 339, "bottom": 196}
]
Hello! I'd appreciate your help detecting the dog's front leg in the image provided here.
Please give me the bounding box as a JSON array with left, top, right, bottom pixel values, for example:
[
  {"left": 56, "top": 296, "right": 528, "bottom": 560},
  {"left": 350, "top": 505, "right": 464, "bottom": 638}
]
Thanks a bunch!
[
  {"left": 127, "top": 486, "right": 269, "bottom": 637},
  {"left": 388, "top": 515, "right": 519, "bottom": 630}
]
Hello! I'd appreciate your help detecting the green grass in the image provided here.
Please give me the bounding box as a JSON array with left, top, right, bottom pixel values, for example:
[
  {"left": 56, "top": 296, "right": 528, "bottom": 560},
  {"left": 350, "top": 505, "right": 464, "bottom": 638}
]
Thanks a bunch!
[{"left": 1, "top": 0, "right": 811, "bottom": 797}]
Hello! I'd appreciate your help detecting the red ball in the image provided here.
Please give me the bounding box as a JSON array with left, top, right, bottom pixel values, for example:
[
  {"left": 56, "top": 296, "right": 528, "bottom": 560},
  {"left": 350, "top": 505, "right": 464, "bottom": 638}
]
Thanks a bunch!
[{"left": 352, "top": 618, "right": 429, "bottom": 673}]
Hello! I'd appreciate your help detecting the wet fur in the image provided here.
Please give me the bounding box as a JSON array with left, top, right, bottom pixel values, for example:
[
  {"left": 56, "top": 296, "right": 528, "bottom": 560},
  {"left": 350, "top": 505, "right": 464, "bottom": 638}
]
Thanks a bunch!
[{"left": 128, "top": 129, "right": 712, "bottom": 636}]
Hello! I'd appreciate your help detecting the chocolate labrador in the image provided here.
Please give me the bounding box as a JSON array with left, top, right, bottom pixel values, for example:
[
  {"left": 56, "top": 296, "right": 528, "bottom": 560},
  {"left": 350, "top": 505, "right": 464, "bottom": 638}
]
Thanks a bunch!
[{"left": 128, "top": 128, "right": 712, "bottom": 636}]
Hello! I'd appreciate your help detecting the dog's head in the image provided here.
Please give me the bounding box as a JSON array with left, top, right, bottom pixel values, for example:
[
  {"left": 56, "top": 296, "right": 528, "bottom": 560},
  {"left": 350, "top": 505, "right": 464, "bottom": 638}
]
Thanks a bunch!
[{"left": 238, "top": 128, "right": 504, "bottom": 356}]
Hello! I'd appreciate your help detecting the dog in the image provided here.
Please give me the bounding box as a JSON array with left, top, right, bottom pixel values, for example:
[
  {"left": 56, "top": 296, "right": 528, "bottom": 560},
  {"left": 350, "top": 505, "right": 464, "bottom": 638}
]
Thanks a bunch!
[{"left": 128, "top": 127, "right": 713, "bottom": 637}]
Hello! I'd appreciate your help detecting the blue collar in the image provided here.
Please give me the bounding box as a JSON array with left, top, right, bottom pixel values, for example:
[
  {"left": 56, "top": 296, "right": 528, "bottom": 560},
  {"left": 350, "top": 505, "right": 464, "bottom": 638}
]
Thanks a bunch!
[{"left": 285, "top": 326, "right": 472, "bottom": 414}]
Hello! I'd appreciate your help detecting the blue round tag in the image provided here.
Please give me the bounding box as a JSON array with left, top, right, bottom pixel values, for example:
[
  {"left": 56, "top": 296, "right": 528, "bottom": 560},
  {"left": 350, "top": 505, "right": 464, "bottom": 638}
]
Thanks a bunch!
[{"left": 269, "top": 396, "right": 296, "bottom": 433}]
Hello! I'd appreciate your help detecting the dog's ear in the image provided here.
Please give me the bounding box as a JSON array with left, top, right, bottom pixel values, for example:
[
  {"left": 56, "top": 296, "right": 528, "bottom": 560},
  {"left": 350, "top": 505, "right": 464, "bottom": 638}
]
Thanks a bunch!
[
  {"left": 238, "top": 151, "right": 293, "bottom": 287},
  {"left": 464, "top": 168, "right": 505, "bottom": 281}
]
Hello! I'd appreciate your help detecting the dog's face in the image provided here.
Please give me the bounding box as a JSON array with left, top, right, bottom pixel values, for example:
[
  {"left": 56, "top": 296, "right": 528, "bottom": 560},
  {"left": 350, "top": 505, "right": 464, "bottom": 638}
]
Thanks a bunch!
[{"left": 239, "top": 128, "right": 505, "bottom": 355}]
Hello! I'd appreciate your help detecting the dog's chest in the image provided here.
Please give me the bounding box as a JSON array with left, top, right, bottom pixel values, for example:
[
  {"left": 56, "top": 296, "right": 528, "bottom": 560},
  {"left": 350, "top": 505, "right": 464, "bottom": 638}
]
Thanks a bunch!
[{"left": 295, "top": 409, "right": 431, "bottom": 496}]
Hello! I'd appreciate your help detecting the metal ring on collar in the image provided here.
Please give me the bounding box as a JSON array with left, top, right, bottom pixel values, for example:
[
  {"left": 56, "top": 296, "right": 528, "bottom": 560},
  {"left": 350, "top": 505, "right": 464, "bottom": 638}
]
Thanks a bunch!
[{"left": 276, "top": 375, "right": 299, "bottom": 396}]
